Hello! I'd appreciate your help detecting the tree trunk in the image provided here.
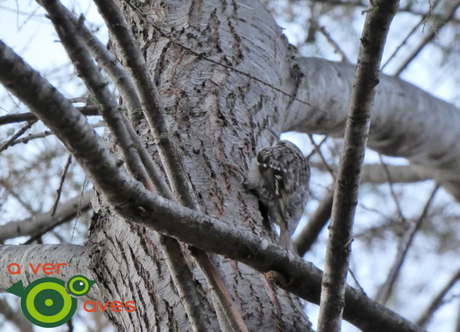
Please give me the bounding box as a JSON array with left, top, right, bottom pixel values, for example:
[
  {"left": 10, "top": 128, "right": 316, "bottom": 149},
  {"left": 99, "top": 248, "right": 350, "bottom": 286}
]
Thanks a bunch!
[{"left": 85, "top": 0, "right": 313, "bottom": 330}]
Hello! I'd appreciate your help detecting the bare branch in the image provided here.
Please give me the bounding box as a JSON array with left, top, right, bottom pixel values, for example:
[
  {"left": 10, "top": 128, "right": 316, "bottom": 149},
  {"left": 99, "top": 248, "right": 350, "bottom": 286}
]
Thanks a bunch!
[
  {"left": 416, "top": 269, "right": 460, "bottom": 328},
  {"left": 0, "top": 192, "right": 91, "bottom": 242},
  {"left": 0, "top": 120, "right": 36, "bottom": 153},
  {"left": 378, "top": 154, "right": 406, "bottom": 222},
  {"left": 51, "top": 154, "right": 72, "bottom": 216},
  {"left": 8, "top": 121, "right": 105, "bottom": 147},
  {"left": 360, "top": 163, "right": 435, "bottom": 184},
  {"left": 190, "top": 247, "right": 250, "bottom": 332},
  {"left": 392, "top": 0, "right": 460, "bottom": 76},
  {"left": 58, "top": 5, "right": 142, "bottom": 121},
  {"left": 294, "top": 162, "right": 434, "bottom": 256},
  {"left": 381, "top": 0, "right": 442, "bottom": 70},
  {"left": 311, "top": 21, "right": 351, "bottom": 63},
  {"left": 294, "top": 190, "right": 334, "bottom": 256},
  {"left": 0, "top": 178, "right": 36, "bottom": 214},
  {"left": 308, "top": 135, "right": 336, "bottom": 180},
  {"left": 58, "top": 5, "right": 172, "bottom": 198},
  {"left": 40, "top": 0, "right": 157, "bottom": 194},
  {"left": 317, "top": 0, "right": 400, "bottom": 330},
  {"left": 347, "top": 267, "right": 365, "bottom": 294},
  {"left": 55, "top": 4, "right": 173, "bottom": 198},
  {"left": 0, "top": 106, "right": 99, "bottom": 125},
  {"left": 311, "top": 162, "right": 436, "bottom": 185},
  {"left": 375, "top": 185, "right": 439, "bottom": 304}
]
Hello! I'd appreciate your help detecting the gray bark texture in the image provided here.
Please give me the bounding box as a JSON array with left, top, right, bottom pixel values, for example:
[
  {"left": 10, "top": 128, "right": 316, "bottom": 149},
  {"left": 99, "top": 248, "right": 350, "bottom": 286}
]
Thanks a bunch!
[
  {"left": 318, "top": 0, "right": 399, "bottom": 330},
  {"left": 84, "top": 0, "right": 460, "bottom": 330},
  {"left": 86, "top": 0, "right": 312, "bottom": 330},
  {"left": 288, "top": 58, "right": 460, "bottom": 199}
]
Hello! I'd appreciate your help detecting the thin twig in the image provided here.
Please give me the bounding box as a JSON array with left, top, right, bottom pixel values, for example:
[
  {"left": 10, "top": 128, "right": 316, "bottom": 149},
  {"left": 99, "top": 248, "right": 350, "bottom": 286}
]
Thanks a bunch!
[
  {"left": 392, "top": 0, "right": 460, "bottom": 76},
  {"left": 190, "top": 247, "right": 250, "bottom": 332},
  {"left": 348, "top": 267, "right": 365, "bottom": 294},
  {"left": 0, "top": 106, "right": 99, "bottom": 125},
  {"left": 381, "top": 0, "right": 441, "bottom": 70},
  {"left": 358, "top": 202, "right": 397, "bottom": 224},
  {"left": 416, "top": 269, "right": 460, "bottom": 328},
  {"left": 14, "top": 192, "right": 92, "bottom": 244},
  {"left": 308, "top": 134, "right": 335, "bottom": 180},
  {"left": 70, "top": 177, "right": 88, "bottom": 243},
  {"left": 0, "top": 120, "right": 36, "bottom": 153},
  {"left": 374, "top": 184, "right": 439, "bottom": 304},
  {"left": 51, "top": 154, "right": 72, "bottom": 216},
  {"left": 378, "top": 154, "right": 406, "bottom": 223},
  {"left": 9, "top": 121, "right": 105, "bottom": 147},
  {"left": 306, "top": 136, "right": 328, "bottom": 159},
  {"left": 312, "top": 21, "right": 351, "bottom": 63},
  {"left": 0, "top": 178, "right": 36, "bottom": 214}
]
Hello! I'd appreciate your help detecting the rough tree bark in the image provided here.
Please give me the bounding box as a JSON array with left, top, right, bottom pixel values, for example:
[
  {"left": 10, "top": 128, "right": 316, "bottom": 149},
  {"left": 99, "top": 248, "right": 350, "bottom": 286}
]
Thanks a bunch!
[
  {"left": 1, "top": 0, "right": 460, "bottom": 331},
  {"left": 84, "top": 0, "right": 313, "bottom": 330}
]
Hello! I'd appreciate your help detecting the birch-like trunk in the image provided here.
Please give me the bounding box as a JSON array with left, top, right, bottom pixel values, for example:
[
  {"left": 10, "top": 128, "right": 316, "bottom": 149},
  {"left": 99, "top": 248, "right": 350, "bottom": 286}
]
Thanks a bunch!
[
  {"left": 85, "top": 0, "right": 313, "bottom": 330},
  {"left": 85, "top": 0, "right": 460, "bottom": 329}
]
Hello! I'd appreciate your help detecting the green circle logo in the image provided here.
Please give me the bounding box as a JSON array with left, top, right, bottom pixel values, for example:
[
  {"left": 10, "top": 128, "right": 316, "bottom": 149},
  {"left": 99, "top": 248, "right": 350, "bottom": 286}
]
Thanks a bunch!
[
  {"left": 6, "top": 276, "right": 96, "bottom": 328},
  {"left": 22, "top": 278, "right": 76, "bottom": 328}
]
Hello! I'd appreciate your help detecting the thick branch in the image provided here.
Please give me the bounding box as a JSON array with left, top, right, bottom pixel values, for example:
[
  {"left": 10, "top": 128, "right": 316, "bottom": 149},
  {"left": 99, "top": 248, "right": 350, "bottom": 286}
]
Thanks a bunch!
[
  {"left": 288, "top": 57, "right": 460, "bottom": 200},
  {"left": 294, "top": 190, "right": 334, "bottom": 256},
  {"left": 361, "top": 164, "right": 435, "bottom": 184},
  {"left": 92, "top": 0, "right": 197, "bottom": 209},
  {"left": 0, "top": 192, "right": 91, "bottom": 242}
]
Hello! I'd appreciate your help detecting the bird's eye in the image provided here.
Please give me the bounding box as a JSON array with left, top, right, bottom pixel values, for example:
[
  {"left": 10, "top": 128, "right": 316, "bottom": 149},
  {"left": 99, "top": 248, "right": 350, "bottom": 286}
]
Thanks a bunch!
[{"left": 67, "top": 275, "right": 95, "bottom": 296}]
